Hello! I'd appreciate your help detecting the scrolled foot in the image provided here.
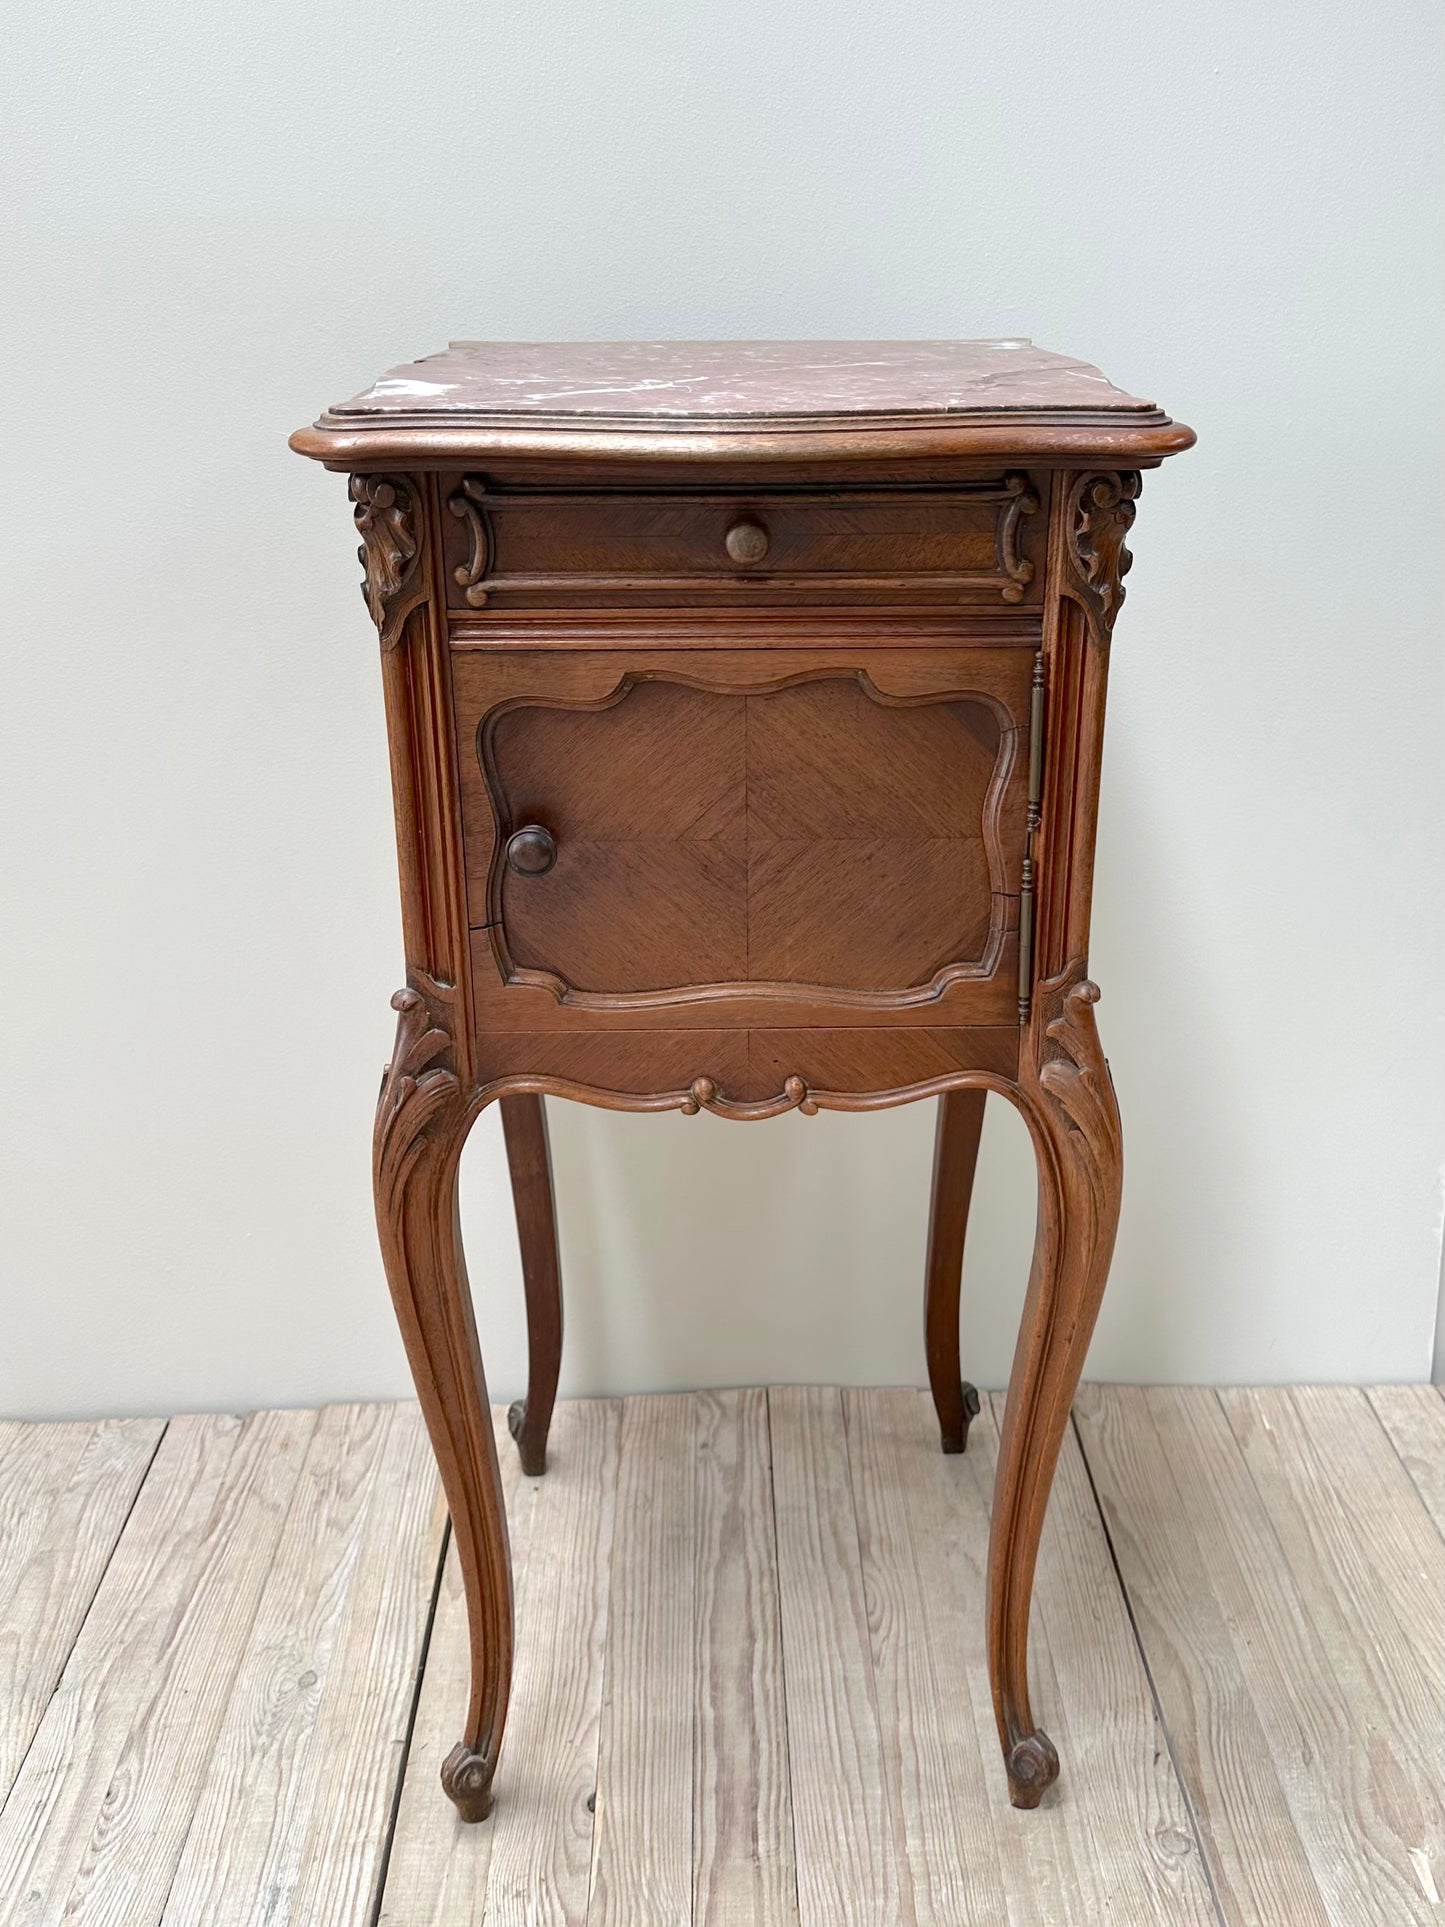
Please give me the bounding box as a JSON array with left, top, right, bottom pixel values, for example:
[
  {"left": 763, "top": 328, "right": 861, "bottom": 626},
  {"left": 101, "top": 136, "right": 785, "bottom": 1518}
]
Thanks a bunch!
[
  {"left": 507, "top": 1398, "right": 547, "bottom": 1477},
  {"left": 941, "top": 1381, "right": 983, "bottom": 1455},
  {"left": 1005, "top": 1730, "right": 1060, "bottom": 1809},
  {"left": 441, "top": 1741, "right": 497, "bottom": 1822}
]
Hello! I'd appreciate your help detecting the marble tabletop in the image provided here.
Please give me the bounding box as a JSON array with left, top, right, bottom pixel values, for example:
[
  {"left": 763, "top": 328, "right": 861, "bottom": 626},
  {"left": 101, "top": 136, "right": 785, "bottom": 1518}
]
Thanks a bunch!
[{"left": 324, "top": 340, "right": 1161, "bottom": 425}]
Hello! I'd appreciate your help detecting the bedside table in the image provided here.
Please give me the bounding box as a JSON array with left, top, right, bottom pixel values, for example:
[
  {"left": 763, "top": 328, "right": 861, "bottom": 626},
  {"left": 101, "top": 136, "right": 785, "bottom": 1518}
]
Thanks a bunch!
[{"left": 291, "top": 340, "right": 1193, "bottom": 1820}]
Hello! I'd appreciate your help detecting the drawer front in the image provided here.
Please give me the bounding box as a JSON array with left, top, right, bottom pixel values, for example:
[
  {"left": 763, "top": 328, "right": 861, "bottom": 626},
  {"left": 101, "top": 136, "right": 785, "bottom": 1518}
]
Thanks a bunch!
[
  {"left": 441, "top": 477, "right": 1045, "bottom": 611},
  {"left": 453, "top": 644, "right": 1034, "bottom": 1032}
]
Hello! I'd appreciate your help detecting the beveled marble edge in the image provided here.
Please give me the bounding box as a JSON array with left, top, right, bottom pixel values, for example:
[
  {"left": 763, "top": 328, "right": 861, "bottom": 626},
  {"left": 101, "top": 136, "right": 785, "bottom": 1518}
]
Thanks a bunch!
[
  {"left": 290, "top": 413, "right": 1196, "bottom": 469},
  {"left": 318, "top": 400, "right": 1169, "bottom": 429}
]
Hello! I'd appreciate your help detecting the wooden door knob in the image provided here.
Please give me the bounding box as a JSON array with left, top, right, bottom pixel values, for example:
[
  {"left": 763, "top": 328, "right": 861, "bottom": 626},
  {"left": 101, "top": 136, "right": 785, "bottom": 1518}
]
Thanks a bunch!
[
  {"left": 505, "top": 825, "right": 557, "bottom": 875},
  {"left": 724, "top": 519, "right": 769, "bottom": 566}
]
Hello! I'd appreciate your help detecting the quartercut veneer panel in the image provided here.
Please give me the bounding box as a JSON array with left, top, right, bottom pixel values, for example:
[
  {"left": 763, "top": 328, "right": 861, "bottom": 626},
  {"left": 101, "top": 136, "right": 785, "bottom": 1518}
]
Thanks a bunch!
[
  {"left": 747, "top": 1025, "right": 1020, "bottom": 1096},
  {"left": 745, "top": 839, "right": 993, "bottom": 990},
  {"left": 744, "top": 676, "right": 1001, "bottom": 839},
  {"left": 472, "top": 1030, "right": 751, "bottom": 1105},
  {"left": 483, "top": 671, "right": 1016, "bottom": 999}
]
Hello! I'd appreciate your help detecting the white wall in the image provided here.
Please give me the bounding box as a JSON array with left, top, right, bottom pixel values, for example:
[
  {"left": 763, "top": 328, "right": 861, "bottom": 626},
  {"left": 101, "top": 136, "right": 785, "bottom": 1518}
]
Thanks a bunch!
[{"left": 2, "top": 2, "right": 1441, "bottom": 1419}]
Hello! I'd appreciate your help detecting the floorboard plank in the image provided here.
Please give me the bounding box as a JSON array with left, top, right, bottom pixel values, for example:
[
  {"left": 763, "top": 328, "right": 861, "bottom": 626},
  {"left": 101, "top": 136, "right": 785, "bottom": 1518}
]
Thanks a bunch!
[
  {"left": 278, "top": 1404, "right": 446, "bottom": 1927},
  {"left": 587, "top": 1394, "right": 696, "bottom": 1927},
  {"left": 486, "top": 1399, "right": 621, "bottom": 1927},
  {"left": 1074, "top": 1385, "right": 1335, "bottom": 1927},
  {"left": 1005, "top": 1395, "right": 1221, "bottom": 1926},
  {"left": 1223, "top": 1389, "right": 1444, "bottom": 1700},
  {"left": 1160, "top": 1388, "right": 1441, "bottom": 1924},
  {"left": 859, "top": 1387, "right": 1216, "bottom": 1927},
  {"left": 1216, "top": 1388, "right": 1445, "bottom": 1920},
  {"left": 768, "top": 1385, "right": 900, "bottom": 1927},
  {"left": 376, "top": 1407, "right": 522, "bottom": 1927},
  {"left": 913, "top": 1391, "right": 1091, "bottom": 1922},
  {"left": 843, "top": 1386, "right": 1011, "bottom": 1927},
  {"left": 159, "top": 1402, "right": 443, "bottom": 1927},
  {"left": 1365, "top": 1385, "right": 1445, "bottom": 1538},
  {"left": 693, "top": 1388, "right": 797, "bottom": 1927},
  {"left": 0, "top": 1418, "right": 163, "bottom": 1807},
  {"left": 0, "top": 1409, "right": 312, "bottom": 1927}
]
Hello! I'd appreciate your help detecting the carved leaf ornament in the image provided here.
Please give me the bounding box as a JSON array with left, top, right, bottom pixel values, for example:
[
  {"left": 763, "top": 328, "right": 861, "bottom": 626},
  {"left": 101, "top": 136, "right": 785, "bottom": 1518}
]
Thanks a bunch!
[
  {"left": 1067, "top": 471, "right": 1140, "bottom": 630},
  {"left": 351, "top": 474, "right": 422, "bottom": 648},
  {"left": 373, "top": 987, "right": 460, "bottom": 1223}
]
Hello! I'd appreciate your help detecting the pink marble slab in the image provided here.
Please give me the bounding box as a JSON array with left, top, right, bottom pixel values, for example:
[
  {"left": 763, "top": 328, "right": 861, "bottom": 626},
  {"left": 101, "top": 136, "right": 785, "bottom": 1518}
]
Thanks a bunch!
[{"left": 325, "top": 340, "right": 1161, "bottom": 425}]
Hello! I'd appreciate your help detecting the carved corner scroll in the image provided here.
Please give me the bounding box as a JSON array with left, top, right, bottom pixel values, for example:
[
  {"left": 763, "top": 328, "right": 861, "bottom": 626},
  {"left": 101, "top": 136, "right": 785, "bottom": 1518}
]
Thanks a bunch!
[
  {"left": 1064, "top": 472, "right": 1140, "bottom": 634},
  {"left": 1030, "top": 962, "right": 1122, "bottom": 1188},
  {"left": 447, "top": 477, "right": 493, "bottom": 608},
  {"left": 351, "top": 474, "right": 428, "bottom": 649},
  {"left": 374, "top": 986, "right": 462, "bottom": 1223},
  {"left": 997, "top": 472, "right": 1040, "bottom": 602}
]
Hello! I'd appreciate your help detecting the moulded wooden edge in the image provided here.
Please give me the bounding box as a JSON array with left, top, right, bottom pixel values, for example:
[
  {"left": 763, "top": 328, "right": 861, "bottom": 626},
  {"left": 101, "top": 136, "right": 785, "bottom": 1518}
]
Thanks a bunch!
[
  {"left": 445, "top": 610, "right": 1047, "bottom": 649},
  {"left": 289, "top": 416, "right": 1196, "bottom": 471}
]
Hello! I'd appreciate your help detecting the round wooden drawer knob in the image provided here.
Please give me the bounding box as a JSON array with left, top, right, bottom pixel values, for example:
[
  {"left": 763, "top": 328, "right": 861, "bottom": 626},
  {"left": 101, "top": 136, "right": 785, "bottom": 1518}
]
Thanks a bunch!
[
  {"left": 724, "top": 519, "right": 769, "bottom": 566},
  {"left": 505, "top": 825, "right": 557, "bottom": 876}
]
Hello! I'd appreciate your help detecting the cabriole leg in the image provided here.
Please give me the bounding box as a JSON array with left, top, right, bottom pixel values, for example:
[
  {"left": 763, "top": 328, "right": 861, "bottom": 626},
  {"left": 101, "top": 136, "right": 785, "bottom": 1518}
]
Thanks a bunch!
[
  {"left": 923, "top": 1087, "right": 988, "bottom": 1453},
  {"left": 988, "top": 968, "right": 1122, "bottom": 1808},
  {"left": 374, "top": 987, "right": 511, "bottom": 1822},
  {"left": 500, "top": 1094, "right": 563, "bottom": 1476}
]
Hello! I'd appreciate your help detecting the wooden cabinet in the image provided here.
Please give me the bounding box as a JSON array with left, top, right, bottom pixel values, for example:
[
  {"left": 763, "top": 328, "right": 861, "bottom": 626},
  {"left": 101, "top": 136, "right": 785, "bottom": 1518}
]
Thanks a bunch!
[{"left": 292, "top": 339, "right": 1193, "bottom": 1824}]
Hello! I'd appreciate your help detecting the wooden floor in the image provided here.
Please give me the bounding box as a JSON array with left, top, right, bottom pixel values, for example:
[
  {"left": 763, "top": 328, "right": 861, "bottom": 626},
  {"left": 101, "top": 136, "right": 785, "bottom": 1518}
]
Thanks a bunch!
[{"left": 0, "top": 1387, "right": 1440, "bottom": 1926}]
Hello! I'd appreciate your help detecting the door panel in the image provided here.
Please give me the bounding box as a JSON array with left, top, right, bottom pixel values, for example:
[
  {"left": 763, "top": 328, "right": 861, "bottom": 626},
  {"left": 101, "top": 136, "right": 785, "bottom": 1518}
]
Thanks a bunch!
[{"left": 453, "top": 643, "right": 1033, "bottom": 1029}]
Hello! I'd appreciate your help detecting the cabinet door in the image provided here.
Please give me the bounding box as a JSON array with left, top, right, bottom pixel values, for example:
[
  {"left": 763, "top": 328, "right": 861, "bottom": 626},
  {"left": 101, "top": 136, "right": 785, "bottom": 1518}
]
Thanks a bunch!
[{"left": 454, "top": 645, "right": 1032, "bottom": 1029}]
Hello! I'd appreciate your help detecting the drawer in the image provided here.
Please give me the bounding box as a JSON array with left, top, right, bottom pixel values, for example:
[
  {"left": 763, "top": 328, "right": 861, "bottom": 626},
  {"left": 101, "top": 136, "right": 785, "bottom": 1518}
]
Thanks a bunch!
[
  {"left": 440, "top": 476, "right": 1046, "bottom": 612},
  {"left": 452, "top": 643, "right": 1034, "bottom": 1034}
]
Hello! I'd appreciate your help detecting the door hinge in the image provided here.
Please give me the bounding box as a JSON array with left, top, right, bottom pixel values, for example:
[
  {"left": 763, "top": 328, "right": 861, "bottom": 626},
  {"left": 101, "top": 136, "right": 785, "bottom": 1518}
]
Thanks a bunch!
[{"left": 1018, "top": 651, "right": 1045, "bottom": 1024}]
